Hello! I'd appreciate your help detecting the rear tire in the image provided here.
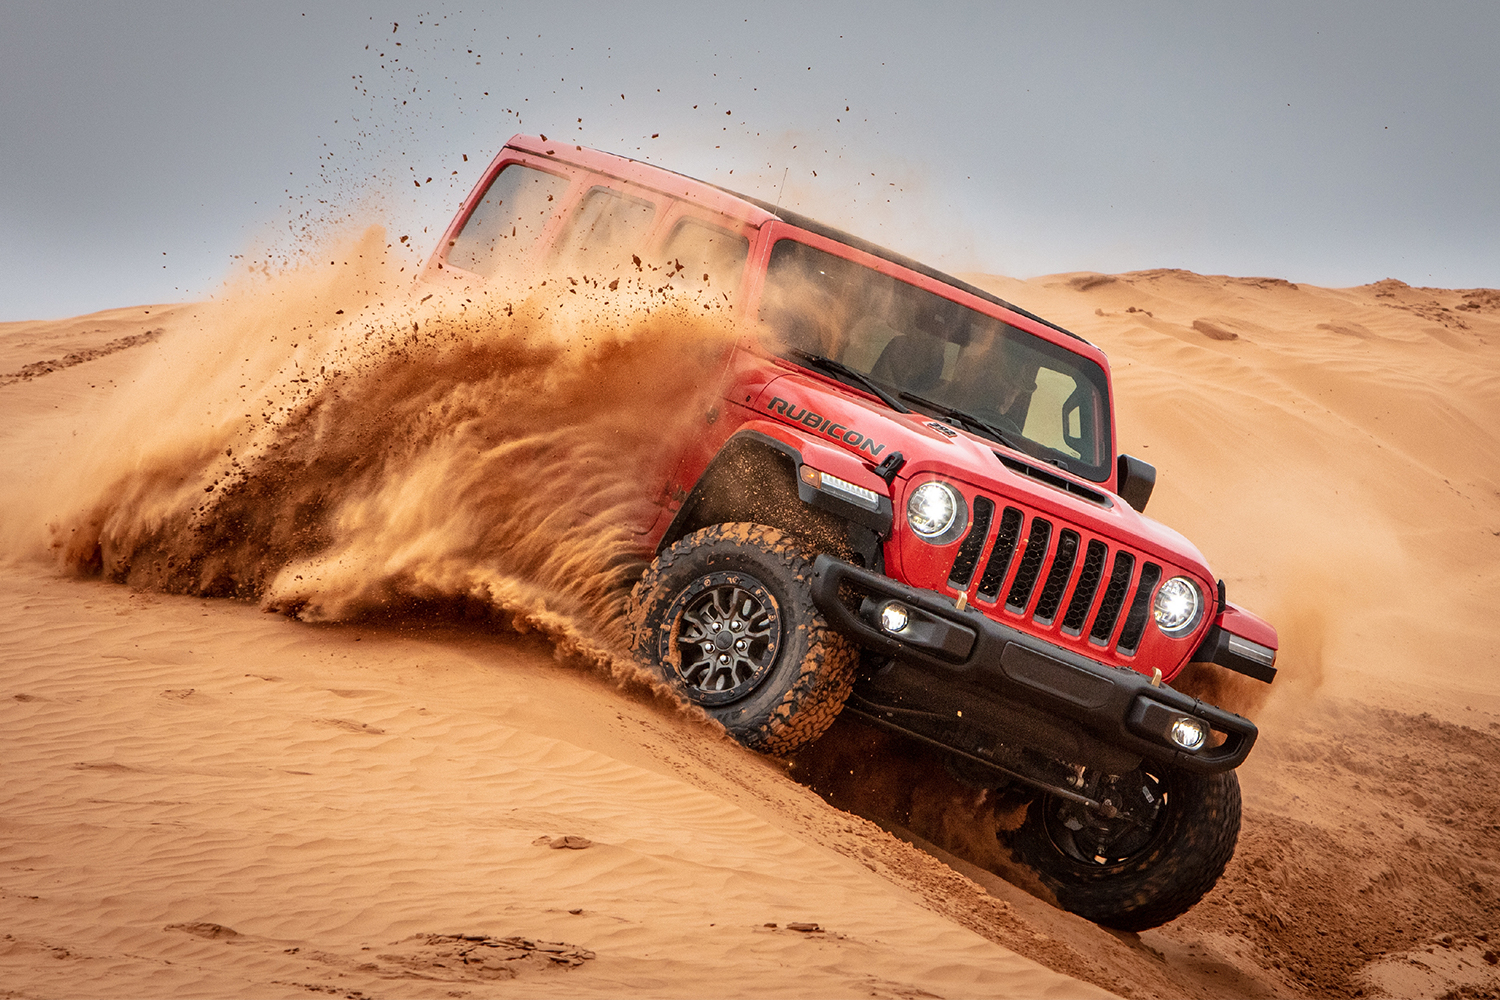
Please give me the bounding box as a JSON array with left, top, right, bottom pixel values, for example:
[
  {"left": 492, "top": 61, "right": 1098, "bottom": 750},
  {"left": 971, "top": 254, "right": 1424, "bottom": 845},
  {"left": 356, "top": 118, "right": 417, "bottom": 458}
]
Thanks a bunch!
[
  {"left": 1007, "top": 767, "right": 1241, "bottom": 931},
  {"left": 628, "top": 523, "right": 855, "bottom": 755}
]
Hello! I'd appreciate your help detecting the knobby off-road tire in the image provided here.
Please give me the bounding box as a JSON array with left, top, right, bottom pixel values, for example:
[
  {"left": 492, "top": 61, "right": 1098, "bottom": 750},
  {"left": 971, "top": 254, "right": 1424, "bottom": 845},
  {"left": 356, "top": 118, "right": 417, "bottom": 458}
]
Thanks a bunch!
[
  {"left": 628, "top": 523, "right": 856, "bottom": 756},
  {"left": 1008, "top": 767, "right": 1242, "bottom": 931}
]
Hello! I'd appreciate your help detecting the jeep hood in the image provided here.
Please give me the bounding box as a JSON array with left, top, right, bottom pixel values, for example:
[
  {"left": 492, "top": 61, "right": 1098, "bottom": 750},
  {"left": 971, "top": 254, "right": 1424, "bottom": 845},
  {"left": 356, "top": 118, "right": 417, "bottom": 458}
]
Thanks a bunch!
[{"left": 754, "top": 368, "right": 1214, "bottom": 578}]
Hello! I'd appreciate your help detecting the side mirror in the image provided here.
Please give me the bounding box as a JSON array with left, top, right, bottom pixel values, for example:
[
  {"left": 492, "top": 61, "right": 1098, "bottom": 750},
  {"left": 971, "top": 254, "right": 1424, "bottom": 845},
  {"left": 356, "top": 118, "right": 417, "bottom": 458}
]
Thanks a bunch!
[{"left": 1116, "top": 454, "right": 1156, "bottom": 512}]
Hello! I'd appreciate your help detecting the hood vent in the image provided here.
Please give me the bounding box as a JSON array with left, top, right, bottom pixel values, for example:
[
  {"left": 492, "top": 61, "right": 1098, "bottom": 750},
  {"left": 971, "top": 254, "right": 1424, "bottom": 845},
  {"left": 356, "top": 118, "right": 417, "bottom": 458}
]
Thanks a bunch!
[{"left": 996, "top": 454, "right": 1111, "bottom": 507}]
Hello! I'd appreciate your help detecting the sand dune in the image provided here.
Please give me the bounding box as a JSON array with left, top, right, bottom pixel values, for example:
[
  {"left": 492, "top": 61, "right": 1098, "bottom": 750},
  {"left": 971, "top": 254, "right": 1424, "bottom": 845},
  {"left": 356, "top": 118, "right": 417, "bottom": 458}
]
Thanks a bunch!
[
  {"left": 1, "top": 564, "right": 1107, "bottom": 999},
  {"left": 964, "top": 270, "right": 1500, "bottom": 721},
  {"left": 2, "top": 265, "right": 1499, "bottom": 998}
]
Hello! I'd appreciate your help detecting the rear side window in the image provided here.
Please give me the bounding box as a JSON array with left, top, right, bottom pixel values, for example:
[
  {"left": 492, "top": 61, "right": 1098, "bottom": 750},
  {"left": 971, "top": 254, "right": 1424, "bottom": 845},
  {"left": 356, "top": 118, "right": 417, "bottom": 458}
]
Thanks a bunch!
[
  {"left": 447, "top": 164, "right": 570, "bottom": 279},
  {"left": 550, "top": 186, "right": 659, "bottom": 274},
  {"left": 657, "top": 217, "right": 750, "bottom": 298}
]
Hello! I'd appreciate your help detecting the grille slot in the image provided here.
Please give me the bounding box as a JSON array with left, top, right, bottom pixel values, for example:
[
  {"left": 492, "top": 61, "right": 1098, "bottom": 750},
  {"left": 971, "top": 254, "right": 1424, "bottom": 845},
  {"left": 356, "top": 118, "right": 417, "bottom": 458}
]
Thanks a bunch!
[
  {"left": 1005, "top": 518, "right": 1052, "bottom": 613},
  {"left": 947, "top": 496, "right": 994, "bottom": 589},
  {"left": 1032, "top": 529, "right": 1080, "bottom": 625},
  {"left": 1089, "top": 550, "right": 1136, "bottom": 644},
  {"left": 1061, "top": 539, "right": 1108, "bottom": 636},
  {"left": 945, "top": 495, "right": 1152, "bottom": 658},
  {"left": 1116, "top": 562, "right": 1163, "bottom": 655},
  {"left": 976, "top": 507, "right": 1023, "bottom": 601}
]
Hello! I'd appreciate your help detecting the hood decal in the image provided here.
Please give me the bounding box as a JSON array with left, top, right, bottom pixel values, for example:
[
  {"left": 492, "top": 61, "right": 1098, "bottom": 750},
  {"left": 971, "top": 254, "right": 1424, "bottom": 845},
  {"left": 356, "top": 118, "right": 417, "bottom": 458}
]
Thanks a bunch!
[{"left": 766, "top": 395, "right": 886, "bottom": 458}]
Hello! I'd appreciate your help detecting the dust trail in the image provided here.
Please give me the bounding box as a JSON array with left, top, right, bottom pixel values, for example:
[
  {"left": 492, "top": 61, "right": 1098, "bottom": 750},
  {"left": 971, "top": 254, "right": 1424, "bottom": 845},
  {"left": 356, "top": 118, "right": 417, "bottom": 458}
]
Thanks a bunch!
[{"left": 47, "top": 226, "right": 736, "bottom": 677}]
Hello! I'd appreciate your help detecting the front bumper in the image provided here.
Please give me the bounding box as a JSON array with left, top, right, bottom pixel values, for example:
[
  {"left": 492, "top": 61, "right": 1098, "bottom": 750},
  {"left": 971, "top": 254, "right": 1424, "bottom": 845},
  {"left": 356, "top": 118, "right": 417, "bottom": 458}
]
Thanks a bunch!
[{"left": 810, "top": 555, "right": 1258, "bottom": 773}]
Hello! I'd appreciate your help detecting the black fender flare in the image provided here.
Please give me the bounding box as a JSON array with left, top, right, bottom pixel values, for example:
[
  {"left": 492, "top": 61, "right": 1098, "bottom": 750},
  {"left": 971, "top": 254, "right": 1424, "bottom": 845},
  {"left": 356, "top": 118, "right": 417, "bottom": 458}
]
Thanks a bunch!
[{"left": 658, "top": 429, "right": 892, "bottom": 563}]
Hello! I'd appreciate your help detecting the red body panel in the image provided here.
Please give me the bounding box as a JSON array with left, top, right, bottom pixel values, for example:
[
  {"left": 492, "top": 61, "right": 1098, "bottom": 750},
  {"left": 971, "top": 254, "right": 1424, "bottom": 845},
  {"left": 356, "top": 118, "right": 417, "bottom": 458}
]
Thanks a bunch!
[
  {"left": 682, "top": 352, "right": 1218, "bottom": 679},
  {"left": 1218, "top": 602, "right": 1279, "bottom": 649},
  {"left": 424, "top": 134, "right": 1276, "bottom": 686}
]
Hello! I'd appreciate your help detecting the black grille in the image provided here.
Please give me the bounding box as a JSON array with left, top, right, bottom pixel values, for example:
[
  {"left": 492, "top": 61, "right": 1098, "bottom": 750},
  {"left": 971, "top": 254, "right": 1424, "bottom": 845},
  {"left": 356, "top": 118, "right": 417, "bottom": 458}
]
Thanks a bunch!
[
  {"left": 947, "top": 496, "right": 994, "bottom": 589},
  {"left": 1032, "top": 530, "right": 1080, "bottom": 625},
  {"left": 1089, "top": 551, "right": 1136, "bottom": 644},
  {"left": 944, "top": 495, "right": 1154, "bottom": 657},
  {"left": 1116, "top": 562, "right": 1163, "bottom": 655},
  {"left": 1061, "top": 539, "right": 1108, "bottom": 635},
  {"left": 1005, "top": 518, "right": 1052, "bottom": 613},
  {"left": 976, "top": 507, "right": 1023, "bottom": 601}
]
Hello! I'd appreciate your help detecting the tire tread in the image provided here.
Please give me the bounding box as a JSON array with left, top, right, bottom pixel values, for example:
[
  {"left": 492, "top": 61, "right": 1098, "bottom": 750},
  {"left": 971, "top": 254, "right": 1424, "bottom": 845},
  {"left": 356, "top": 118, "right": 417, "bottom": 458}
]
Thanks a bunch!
[
  {"left": 1010, "top": 769, "right": 1242, "bottom": 931},
  {"left": 628, "top": 523, "right": 854, "bottom": 756}
]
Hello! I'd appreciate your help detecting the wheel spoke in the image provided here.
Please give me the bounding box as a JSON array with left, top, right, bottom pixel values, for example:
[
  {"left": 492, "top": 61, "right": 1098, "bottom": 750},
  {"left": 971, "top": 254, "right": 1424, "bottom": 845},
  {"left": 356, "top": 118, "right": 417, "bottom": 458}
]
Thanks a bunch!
[
  {"left": 668, "top": 574, "right": 781, "bottom": 702},
  {"left": 744, "top": 616, "right": 774, "bottom": 640},
  {"left": 730, "top": 652, "right": 758, "bottom": 681}
]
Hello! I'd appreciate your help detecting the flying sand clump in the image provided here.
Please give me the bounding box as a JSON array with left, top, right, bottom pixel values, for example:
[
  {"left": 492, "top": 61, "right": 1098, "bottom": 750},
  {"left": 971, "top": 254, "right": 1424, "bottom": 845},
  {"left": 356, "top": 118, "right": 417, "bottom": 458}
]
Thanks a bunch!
[{"left": 48, "top": 226, "right": 735, "bottom": 679}]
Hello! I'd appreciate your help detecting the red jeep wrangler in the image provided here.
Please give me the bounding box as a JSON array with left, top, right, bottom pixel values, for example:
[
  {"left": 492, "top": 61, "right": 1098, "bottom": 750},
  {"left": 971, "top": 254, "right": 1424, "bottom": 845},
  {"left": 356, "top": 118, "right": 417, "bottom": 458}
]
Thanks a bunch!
[{"left": 425, "top": 135, "right": 1279, "bottom": 930}]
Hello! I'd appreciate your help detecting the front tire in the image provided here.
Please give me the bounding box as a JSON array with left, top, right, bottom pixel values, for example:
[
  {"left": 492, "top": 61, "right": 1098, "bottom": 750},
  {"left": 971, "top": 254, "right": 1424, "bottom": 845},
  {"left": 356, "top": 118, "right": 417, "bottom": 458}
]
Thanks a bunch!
[
  {"left": 1007, "top": 767, "right": 1241, "bottom": 931},
  {"left": 628, "top": 523, "right": 856, "bottom": 755}
]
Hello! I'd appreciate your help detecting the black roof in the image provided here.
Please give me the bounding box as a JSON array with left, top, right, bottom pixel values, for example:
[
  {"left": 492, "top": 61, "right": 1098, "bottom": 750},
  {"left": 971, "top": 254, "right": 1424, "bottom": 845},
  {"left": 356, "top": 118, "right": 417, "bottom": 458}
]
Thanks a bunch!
[
  {"left": 724, "top": 190, "right": 1087, "bottom": 344},
  {"left": 513, "top": 137, "right": 1087, "bottom": 345}
]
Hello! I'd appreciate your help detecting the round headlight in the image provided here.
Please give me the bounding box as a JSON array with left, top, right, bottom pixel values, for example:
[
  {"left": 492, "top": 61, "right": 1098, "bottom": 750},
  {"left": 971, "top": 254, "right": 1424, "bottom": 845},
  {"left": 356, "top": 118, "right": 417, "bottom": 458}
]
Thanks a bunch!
[
  {"left": 907, "top": 482, "right": 961, "bottom": 539},
  {"left": 1152, "top": 576, "right": 1203, "bottom": 636}
]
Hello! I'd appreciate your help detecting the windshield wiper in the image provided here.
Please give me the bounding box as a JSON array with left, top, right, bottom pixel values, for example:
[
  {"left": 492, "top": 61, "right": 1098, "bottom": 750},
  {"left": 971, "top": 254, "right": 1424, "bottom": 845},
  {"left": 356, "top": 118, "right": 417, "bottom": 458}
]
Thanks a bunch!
[
  {"left": 898, "top": 391, "right": 1022, "bottom": 450},
  {"left": 785, "top": 348, "right": 910, "bottom": 413}
]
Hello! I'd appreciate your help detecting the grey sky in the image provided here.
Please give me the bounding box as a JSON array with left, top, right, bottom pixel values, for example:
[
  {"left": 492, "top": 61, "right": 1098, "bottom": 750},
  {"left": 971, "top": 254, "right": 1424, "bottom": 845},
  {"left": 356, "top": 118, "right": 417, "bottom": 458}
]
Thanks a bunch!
[{"left": 3, "top": 1, "right": 1496, "bottom": 320}]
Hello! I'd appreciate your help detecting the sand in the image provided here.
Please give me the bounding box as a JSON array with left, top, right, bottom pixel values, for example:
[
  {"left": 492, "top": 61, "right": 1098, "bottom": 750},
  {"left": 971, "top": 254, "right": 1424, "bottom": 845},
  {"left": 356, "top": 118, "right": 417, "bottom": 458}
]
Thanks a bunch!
[{"left": 2, "top": 263, "right": 1498, "bottom": 998}]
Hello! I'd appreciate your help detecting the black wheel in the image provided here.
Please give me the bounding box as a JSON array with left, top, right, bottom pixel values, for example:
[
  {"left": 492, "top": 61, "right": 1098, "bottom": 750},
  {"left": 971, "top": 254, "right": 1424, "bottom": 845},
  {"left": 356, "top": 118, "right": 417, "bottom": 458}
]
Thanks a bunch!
[
  {"left": 1007, "top": 767, "right": 1241, "bottom": 931},
  {"left": 627, "top": 523, "right": 856, "bottom": 755}
]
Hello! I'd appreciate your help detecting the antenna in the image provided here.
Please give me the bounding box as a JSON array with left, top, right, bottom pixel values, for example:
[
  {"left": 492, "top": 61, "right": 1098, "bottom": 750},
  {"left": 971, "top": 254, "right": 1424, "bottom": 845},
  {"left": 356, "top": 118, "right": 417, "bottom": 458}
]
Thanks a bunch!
[{"left": 773, "top": 166, "right": 789, "bottom": 215}]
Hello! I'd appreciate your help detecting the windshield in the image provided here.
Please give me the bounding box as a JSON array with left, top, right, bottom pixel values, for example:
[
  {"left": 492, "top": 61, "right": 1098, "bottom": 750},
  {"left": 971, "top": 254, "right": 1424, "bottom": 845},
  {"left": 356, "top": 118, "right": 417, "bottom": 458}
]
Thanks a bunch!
[{"left": 757, "top": 238, "right": 1113, "bottom": 482}]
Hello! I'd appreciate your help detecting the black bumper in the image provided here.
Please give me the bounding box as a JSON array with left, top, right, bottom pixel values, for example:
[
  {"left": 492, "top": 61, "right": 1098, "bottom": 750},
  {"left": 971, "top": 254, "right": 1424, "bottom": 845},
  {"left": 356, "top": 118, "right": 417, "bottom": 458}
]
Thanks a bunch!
[{"left": 810, "top": 555, "right": 1258, "bottom": 773}]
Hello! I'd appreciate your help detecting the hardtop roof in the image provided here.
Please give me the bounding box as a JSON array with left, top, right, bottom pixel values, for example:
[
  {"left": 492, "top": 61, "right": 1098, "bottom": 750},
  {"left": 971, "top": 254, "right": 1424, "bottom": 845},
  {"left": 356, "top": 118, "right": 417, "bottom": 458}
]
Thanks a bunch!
[{"left": 502, "top": 134, "right": 1088, "bottom": 345}]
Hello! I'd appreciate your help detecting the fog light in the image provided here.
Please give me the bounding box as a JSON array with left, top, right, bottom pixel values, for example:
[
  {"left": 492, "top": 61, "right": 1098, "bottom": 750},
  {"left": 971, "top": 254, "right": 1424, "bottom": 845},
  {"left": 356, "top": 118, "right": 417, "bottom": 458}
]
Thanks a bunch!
[
  {"left": 1169, "top": 716, "right": 1208, "bottom": 751},
  {"left": 879, "top": 602, "right": 911, "bottom": 634}
]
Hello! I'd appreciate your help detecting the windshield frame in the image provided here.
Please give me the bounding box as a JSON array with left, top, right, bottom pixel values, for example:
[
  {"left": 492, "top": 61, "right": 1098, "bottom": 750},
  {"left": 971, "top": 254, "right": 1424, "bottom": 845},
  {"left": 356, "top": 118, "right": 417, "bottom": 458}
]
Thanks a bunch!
[{"left": 745, "top": 226, "right": 1117, "bottom": 483}]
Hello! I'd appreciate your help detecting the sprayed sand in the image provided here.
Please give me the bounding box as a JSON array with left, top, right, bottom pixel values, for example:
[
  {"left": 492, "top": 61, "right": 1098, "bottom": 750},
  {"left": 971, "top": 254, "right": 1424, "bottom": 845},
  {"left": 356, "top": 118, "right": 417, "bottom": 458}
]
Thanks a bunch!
[{"left": 1, "top": 246, "right": 1498, "bottom": 997}]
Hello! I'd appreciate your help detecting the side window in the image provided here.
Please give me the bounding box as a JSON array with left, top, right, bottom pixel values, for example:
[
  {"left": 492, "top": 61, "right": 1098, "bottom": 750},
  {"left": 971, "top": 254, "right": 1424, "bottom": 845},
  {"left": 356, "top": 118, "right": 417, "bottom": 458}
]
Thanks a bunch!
[
  {"left": 657, "top": 217, "right": 750, "bottom": 298},
  {"left": 550, "top": 186, "right": 658, "bottom": 274},
  {"left": 447, "top": 164, "right": 570, "bottom": 279},
  {"left": 1021, "top": 367, "right": 1090, "bottom": 460}
]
